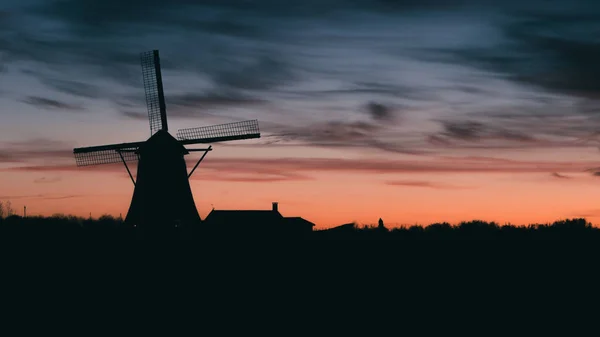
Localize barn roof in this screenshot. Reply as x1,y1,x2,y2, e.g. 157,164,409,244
283,217,316,228
203,203,316,230
204,210,284,225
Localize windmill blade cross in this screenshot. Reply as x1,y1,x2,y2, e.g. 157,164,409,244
176,119,260,145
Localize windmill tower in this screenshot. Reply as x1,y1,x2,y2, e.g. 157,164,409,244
73,50,260,236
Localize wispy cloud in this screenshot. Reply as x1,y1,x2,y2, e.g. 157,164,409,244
0,193,83,200
33,176,62,184
170,92,265,108
21,96,82,111
0,138,74,164
39,77,103,99
272,119,427,155
190,172,312,183
385,180,472,190
438,8,600,99
120,110,148,120
7,156,600,178
570,208,600,218
1,0,599,159
440,120,534,142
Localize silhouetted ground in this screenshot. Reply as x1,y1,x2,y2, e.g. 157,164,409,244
1,214,599,241
1,214,596,329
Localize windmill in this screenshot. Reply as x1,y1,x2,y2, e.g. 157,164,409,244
73,50,260,235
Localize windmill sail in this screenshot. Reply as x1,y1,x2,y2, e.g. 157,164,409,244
141,50,168,135
73,141,143,166
176,119,261,145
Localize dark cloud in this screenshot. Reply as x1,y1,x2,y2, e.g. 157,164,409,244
21,96,82,111
0,0,466,111
32,0,350,31
430,119,537,147
3,0,600,161
169,91,265,109
437,8,600,99
0,1,301,99
442,120,534,142
272,120,425,155
164,91,267,118
120,110,148,121
551,172,571,179
0,0,533,121
462,110,600,149
582,167,600,177
280,121,379,143
441,120,485,141
0,26,143,87
364,101,395,122
284,82,429,102
39,77,103,99
210,54,296,91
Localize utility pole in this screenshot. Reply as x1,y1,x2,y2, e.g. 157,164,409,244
23,206,26,218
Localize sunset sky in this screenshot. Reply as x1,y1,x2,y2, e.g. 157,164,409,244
1,0,600,228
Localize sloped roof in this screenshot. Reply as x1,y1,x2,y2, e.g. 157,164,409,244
203,208,316,231
283,217,316,228
320,223,356,232
204,210,284,225
140,130,188,155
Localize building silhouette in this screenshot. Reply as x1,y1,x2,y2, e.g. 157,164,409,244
203,202,315,236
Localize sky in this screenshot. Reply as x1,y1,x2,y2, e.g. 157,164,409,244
1,0,600,228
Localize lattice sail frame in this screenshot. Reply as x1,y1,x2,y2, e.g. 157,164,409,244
74,146,140,167
140,50,168,135
176,119,260,144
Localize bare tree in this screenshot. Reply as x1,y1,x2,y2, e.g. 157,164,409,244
5,200,14,217
0,201,4,219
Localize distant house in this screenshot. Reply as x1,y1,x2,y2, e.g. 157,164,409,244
203,202,315,236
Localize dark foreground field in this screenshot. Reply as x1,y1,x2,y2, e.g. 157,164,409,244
1,214,600,241
1,214,597,331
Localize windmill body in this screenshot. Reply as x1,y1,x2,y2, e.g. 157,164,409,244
73,50,260,236
124,130,201,232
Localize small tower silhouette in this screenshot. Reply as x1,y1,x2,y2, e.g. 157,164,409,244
378,218,387,231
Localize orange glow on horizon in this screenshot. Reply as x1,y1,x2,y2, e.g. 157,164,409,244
3,169,600,229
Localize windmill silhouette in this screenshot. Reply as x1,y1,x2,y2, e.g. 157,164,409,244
73,50,260,235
